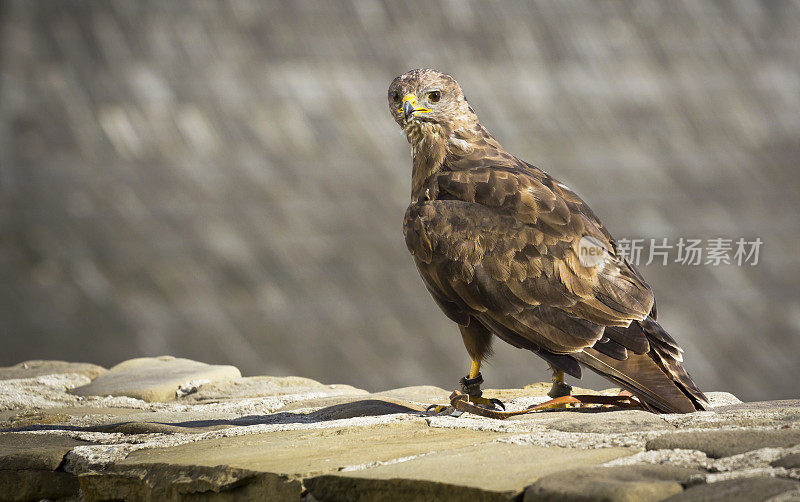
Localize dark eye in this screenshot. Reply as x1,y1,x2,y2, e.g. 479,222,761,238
392,90,400,102
428,90,441,103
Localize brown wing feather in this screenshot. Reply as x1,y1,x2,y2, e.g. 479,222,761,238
408,165,654,331
575,316,709,413
404,162,707,412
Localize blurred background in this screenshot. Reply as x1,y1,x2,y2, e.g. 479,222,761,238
2,0,799,401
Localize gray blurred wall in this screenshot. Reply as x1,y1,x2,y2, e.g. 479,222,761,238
2,0,799,401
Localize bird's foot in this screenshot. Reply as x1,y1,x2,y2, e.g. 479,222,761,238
547,380,573,398
425,394,505,416
546,379,573,408
425,373,505,416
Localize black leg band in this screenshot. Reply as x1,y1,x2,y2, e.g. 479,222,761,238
459,372,484,397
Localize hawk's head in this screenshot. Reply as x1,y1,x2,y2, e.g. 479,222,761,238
388,69,474,136
389,69,505,197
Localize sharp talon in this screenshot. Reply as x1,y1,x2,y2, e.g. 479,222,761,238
426,402,472,416
466,395,503,410
426,404,451,415
489,398,506,411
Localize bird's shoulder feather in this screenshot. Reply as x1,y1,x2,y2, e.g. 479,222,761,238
403,161,655,345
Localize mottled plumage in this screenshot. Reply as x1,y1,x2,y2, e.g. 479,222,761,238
390,68,708,413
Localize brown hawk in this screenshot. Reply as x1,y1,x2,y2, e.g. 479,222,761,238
389,68,708,414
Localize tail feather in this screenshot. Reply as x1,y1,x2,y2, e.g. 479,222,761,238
575,317,708,414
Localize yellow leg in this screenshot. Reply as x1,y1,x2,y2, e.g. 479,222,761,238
548,369,573,400
466,358,504,409
427,358,504,414
469,359,481,379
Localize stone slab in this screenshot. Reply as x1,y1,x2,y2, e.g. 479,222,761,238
713,399,800,412
0,470,79,501
117,421,505,476
180,375,367,403
70,356,241,402
78,465,301,502
705,392,742,407
1,400,417,435
274,394,380,413
772,452,800,469
658,401,800,431
0,433,91,470
0,373,90,412
0,432,88,501
2,359,798,502
0,360,107,381
665,477,800,502
524,464,702,502
371,385,451,404
527,409,673,434
305,476,517,502
0,407,235,432
0,410,74,430
646,429,800,458
324,443,632,496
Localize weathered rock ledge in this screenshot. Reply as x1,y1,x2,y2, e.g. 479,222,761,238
1,357,798,501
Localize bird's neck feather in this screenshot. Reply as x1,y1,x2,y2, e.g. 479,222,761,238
407,116,511,201
406,121,448,200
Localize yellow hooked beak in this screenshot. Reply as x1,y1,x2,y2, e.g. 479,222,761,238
399,94,431,121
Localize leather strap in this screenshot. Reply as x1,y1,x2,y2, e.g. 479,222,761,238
447,390,641,419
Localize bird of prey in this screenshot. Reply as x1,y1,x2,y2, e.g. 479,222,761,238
389,68,708,414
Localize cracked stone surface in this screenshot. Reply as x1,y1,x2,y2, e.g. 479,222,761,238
665,477,800,502
774,453,800,470
0,433,92,470
524,464,702,501
646,429,800,458
0,357,799,501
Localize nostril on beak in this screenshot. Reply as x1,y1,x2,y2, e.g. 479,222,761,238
403,100,416,121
